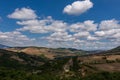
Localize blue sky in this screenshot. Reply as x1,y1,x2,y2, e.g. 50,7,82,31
0,0,120,50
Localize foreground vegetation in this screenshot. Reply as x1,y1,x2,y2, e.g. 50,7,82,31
0,68,120,80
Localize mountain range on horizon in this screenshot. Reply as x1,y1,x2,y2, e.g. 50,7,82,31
0,43,119,51
0,44,10,49
0,43,119,59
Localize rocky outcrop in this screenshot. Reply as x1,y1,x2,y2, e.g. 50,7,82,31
63,58,73,72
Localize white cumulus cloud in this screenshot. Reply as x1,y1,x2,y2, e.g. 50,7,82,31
8,7,37,20
95,19,120,40
99,19,120,31
45,32,75,42
0,31,35,46
63,0,93,15
17,16,68,33
70,20,97,32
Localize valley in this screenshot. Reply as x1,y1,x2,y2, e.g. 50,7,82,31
0,46,120,80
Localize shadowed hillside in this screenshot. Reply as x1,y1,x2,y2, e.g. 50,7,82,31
0,49,48,69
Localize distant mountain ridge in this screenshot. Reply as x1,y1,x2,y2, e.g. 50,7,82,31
112,46,120,51
91,46,120,55
0,44,10,49
106,46,120,54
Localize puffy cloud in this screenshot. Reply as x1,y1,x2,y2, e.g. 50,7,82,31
8,8,37,20
87,35,98,40
95,20,120,41
44,32,75,42
112,33,120,38
0,31,35,46
99,19,120,30
17,17,67,33
95,31,105,37
70,20,97,32
63,0,93,15
73,31,90,38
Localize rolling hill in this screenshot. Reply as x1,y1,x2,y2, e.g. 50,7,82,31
6,47,86,59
